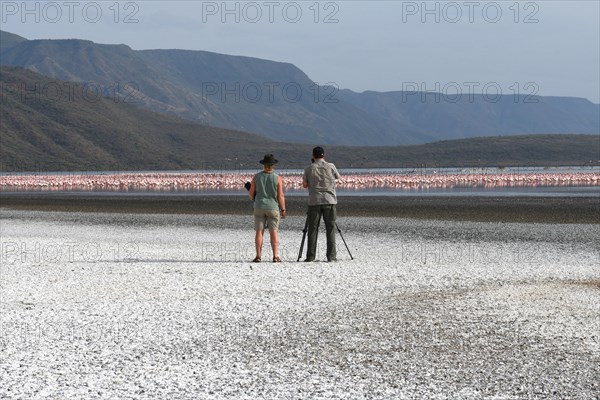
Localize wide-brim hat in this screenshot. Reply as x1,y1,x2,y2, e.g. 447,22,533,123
259,154,278,165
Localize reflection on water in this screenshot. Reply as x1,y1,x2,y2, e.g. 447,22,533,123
337,185,600,197
2,185,599,198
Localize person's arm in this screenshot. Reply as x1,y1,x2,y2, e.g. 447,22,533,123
332,164,341,180
249,176,256,200
302,168,309,189
277,175,286,218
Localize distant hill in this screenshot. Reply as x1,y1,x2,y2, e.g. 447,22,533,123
0,31,26,52
1,30,598,146
0,66,297,171
1,67,598,172
338,90,600,142
0,32,393,145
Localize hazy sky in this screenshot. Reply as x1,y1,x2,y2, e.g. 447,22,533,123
2,0,599,102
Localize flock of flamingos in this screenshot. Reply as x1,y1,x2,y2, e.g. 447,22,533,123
0,170,598,192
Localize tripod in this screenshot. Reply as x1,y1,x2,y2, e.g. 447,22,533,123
297,213,354,261
336,222,354,260
297,214,309,262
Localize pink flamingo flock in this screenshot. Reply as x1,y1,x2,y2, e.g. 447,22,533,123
0,172,598,192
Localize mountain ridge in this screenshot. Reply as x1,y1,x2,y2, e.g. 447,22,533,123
1,30,598,146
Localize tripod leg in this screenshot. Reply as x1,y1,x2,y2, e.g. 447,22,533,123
297,214,309,262
336,223,354,260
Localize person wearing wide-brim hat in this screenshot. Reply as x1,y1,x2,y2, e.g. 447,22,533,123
248,154,286,262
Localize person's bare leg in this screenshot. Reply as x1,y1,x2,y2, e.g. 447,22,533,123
270,229,279,260
255,229,264,259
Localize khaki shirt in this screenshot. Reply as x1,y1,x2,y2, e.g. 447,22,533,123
303,159,340,205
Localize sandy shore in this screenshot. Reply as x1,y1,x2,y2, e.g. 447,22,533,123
1,209,598,399
1,193,598,223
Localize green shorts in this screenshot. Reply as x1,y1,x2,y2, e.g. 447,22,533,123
254,208,280,231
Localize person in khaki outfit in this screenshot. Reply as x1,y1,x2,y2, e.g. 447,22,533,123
302,146,340,262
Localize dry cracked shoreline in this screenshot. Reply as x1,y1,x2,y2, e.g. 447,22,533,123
0,208,599,399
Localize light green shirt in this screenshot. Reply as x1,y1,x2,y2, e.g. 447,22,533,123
254,171,279,210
